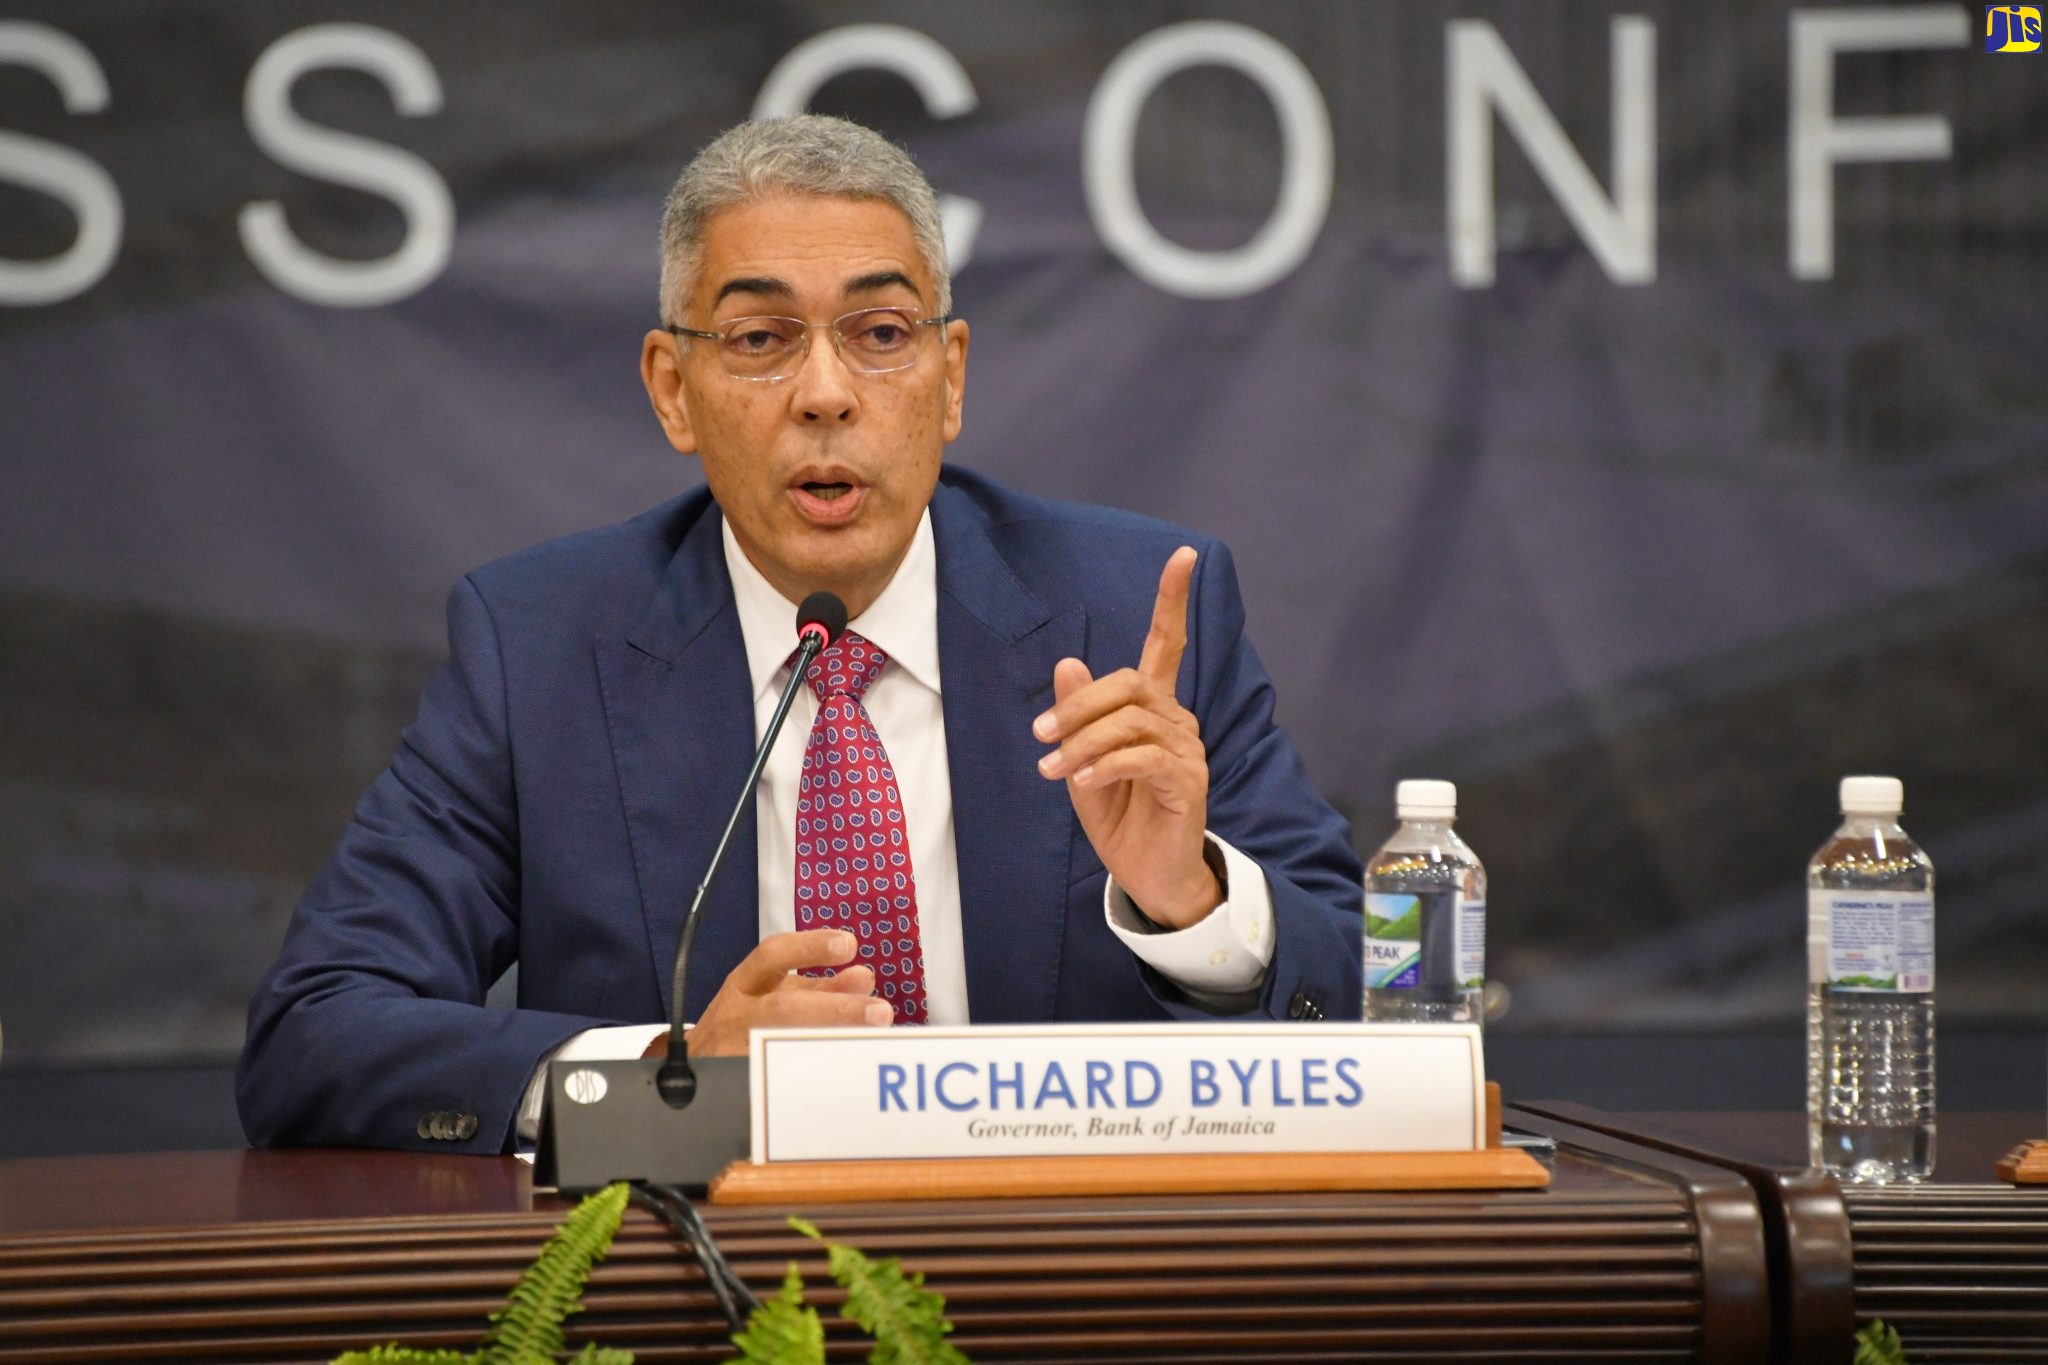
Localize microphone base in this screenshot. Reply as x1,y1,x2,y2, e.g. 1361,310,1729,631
534,1056,750,1193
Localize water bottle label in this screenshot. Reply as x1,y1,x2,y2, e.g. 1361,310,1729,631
1809,891,1935,992
1365,891,1482,990
1364,892,1425,988
1458,899,1486,989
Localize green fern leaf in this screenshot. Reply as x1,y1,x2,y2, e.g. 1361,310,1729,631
730,1262,826,1364
793,1220,965,1365
566,1347,637,1364
331,1348,474,1364
831,1247,967,1365
478,1182,631,1365
1855,1319,1910,1365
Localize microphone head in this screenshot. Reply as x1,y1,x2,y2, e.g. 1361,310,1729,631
796,591,848,647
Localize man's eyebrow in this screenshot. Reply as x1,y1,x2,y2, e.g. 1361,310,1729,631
712,276,793,308
844,270,923,300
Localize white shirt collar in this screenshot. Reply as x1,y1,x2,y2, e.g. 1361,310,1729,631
721,506,942,702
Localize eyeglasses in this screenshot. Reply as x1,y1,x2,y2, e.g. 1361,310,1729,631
667,306,950,381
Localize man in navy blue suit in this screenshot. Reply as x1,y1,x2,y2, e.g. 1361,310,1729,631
239,115,1362,1153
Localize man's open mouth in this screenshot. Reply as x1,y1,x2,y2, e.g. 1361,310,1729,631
799,481,855,501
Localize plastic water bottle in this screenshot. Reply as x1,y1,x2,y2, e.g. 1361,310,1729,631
1807,775,1935,1183
1363,780,1485,1024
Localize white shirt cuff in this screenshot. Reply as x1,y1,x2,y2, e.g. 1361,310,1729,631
1103,833,1276,999
516,1022,673,1145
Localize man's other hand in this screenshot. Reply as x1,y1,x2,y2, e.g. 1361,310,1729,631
1032,546,1220,930
649,929,892,1058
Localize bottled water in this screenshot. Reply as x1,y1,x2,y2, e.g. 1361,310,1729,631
1807,775,1935,1183
1364,780,1485,1024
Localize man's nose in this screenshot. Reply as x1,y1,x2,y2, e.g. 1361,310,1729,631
788,330,858,424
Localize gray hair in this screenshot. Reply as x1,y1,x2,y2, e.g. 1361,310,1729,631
658,114,950,327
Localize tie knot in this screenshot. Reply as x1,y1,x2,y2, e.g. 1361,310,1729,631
802,631,887,702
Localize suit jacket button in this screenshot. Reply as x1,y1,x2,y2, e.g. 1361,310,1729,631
417,1114,437,1139
455,1114,478,1141
1288,988,1309,1019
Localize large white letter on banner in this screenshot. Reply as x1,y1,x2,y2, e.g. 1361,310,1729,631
0,22,121,306
1447,17,1656,287
754,25,982,272
1083,21,1332,299
239,24,453,308
1788,6,1967,280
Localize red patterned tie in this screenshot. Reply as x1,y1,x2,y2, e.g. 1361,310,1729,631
792,631,928,1023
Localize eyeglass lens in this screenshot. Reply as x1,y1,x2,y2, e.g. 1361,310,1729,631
713,308,927,379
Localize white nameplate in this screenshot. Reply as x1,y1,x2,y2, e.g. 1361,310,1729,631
747,1022,1483,1163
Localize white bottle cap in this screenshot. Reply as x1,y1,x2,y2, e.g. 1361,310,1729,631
1839,775,1903,815
1396,779,1457,820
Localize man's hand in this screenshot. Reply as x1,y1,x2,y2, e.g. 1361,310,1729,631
653,929,892,1058
1032,546,1220,929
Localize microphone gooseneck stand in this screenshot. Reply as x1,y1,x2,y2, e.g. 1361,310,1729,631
657,589,846,1108
640,592,848,1331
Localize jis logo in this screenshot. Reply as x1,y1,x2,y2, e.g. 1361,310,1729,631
1987,5,2042,50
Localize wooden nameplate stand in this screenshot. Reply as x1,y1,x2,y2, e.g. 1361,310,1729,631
1996,1140,2048,1185
707,1081,1549,1204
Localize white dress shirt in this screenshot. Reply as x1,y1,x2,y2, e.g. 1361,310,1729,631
517,508,1275,1140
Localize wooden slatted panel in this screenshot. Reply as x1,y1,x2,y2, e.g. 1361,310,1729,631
1847,1183,2048,1364
0,1173,1707,1364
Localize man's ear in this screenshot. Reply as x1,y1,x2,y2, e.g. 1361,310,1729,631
640,330,699,454
940,318,969,444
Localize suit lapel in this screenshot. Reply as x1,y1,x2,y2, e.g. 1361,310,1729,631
933,485,1086,1024
594,498,759,1023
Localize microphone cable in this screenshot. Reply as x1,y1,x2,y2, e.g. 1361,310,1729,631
629,1181,760,1332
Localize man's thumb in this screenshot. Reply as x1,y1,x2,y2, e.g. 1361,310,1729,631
1053,656,1092,702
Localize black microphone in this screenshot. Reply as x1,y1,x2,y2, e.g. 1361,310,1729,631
655,590,847,1107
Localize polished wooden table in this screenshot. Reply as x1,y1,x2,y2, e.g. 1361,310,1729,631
1510,1107,2048,1365
0,1140,1770,1363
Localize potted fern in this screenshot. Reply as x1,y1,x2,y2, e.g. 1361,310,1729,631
331,1183,965,1364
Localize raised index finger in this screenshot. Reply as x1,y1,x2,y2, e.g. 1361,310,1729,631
1138,546,1197,689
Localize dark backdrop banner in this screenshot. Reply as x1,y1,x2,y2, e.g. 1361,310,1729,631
2,1,2042,1064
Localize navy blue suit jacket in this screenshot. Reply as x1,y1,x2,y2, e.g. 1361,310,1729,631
238,468,1363,1152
